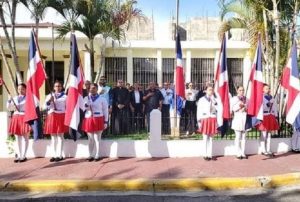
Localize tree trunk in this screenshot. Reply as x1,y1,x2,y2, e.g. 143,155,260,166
0,1,23,84
262,9,270,85
94,37,107,83
90,38,95,81
35,18,40,39
0,37,18,94
273,0,280,95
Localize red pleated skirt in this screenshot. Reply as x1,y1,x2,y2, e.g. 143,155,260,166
81,116,104,133
44,113,69,134
256,114,279,131
198,117,218,136
8,114,31,136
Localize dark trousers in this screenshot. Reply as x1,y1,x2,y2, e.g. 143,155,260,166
162,104,171,134
185,101,197,133
112,107,129,135
132,104,144,133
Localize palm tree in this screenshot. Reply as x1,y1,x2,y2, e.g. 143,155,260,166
0,0,23,86
20,0,49,37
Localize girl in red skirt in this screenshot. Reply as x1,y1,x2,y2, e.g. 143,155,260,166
7,83,31,163
82,83,108,162
43,81,68,162
197,84,219,161
256,84,279,157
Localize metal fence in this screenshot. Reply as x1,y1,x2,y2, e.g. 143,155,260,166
162,58,186,83
191,58,215,90
133,58,157,90
38,110,293,140
105,57,127,86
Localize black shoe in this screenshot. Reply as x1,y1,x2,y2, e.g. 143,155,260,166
242,155,248,159
236,156,242,160
262,152,269,156
55,157,64,162
50,157,56,162
203,157,208,161
87,157,94,162
19,158,27,163
207,157,212,161
14,159,20,163
94,157,102,162
292,149,299,153
267,153,274,157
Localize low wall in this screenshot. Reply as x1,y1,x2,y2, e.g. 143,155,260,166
0,111,292,158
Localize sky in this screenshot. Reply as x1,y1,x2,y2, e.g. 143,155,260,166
13,0,221,41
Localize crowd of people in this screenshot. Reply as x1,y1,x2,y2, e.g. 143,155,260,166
6,76,300,163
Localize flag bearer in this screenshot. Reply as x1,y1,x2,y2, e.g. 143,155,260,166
256,84,279,157
197,84,219,161
44,81,68,162
82,83,108,161
231,86,249,159
7,83,31,163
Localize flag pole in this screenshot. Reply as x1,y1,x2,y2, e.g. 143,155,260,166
1,78,20,112
174,0,179,129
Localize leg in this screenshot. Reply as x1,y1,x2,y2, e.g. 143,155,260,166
291,129,298,151
261,131,268,154
56,134,64,159
266,132,271,154
94,131,102,160
207,136,213,158
50,135,57,157
241,132,247,157
14,135,22,160
21,134,29,160
234,130,242,157
87,132,95,159
202,134,208,158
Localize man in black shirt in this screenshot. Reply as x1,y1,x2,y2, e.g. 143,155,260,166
110,80,130,135
143,82,164,132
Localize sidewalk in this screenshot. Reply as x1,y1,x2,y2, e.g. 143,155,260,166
0,152,300,192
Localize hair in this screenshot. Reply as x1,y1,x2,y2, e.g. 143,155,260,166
206,83,214,89
18,83,26,89
263,83,269,87
90,83,98,89
237,85,244,89
54,80,63,87
100,76,106,79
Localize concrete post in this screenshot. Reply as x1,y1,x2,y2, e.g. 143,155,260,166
150,109,161,141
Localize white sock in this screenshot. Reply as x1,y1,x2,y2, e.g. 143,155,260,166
87,133,95,158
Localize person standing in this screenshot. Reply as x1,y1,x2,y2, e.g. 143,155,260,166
256,84,279,157
231,86,249,159
143,82,164,132
197,84,219,161
291,128,300,153
185,82,198,136
98,76,111,106
44,81,68,162
160,82,173,134
110,80,130,135
82,83,108,161
7,83,31,163
130,82,144,133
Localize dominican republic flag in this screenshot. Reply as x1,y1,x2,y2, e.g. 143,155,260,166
64,34,84,141
214,35,230,137
247,35,264,125
24,31,47,140
173,33,185,115
281,40,300,131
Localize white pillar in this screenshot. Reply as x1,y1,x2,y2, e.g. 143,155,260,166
150,109,161,141
0,112,10,157
157,49,162,85
243,52,252,89
185,50,191,83
127,49,133,84
84,51,92,81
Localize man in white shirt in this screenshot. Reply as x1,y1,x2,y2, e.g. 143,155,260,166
160,82,173,134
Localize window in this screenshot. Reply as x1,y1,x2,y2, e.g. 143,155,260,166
191,58,215,90
105,57,127,87
133,58,157,90
162,58,186,84
45,61,64,92
227,58,243,95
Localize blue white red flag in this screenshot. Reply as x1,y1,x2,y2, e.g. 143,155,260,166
247,35,264,124
24,30,47,140
281,40,300,131
214,35,230,136
64,34,84,141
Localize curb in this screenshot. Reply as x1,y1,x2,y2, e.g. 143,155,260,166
2,173,300,192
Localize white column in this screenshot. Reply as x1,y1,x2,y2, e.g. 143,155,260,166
84,51,92,81
157,49,162,85
150,109,162,142
185,50,191,83
0,112,10,157
243,52,252,89
127,49,133,84
214,50,220,81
